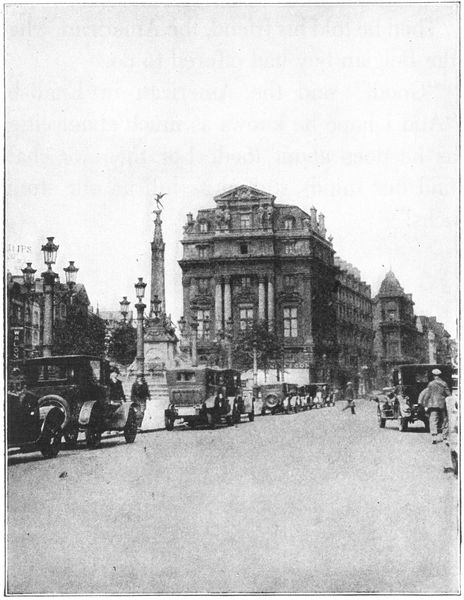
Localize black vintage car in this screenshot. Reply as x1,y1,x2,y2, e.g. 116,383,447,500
7,388,64,458
15,355,139,449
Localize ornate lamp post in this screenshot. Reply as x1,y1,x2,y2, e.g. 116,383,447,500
225,316,233,369
190,314,199,367
252,341,258,386
177,313,198,367
120,296,130,324
134,278,146,376
41,237,59,357
21,262,37,358
63,260,78,290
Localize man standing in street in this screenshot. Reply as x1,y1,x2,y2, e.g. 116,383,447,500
422,368,450,444
131,374,150,429
342,381,356,414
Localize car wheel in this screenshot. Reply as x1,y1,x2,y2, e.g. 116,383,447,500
124,409,137,443
39,428,61,458
248,412,254,422
165,415,175,431
399,417,408,432
64,423,79,448
86,426,102,449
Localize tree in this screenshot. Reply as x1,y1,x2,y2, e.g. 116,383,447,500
107,324,137,366
53,306,106,356
231,320,283,376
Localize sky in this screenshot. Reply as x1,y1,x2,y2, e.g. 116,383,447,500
5,3,459,336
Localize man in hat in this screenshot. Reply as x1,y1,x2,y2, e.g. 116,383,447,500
131,374,150,429
422,368,450,444
109,366,126,404
342,382,356,414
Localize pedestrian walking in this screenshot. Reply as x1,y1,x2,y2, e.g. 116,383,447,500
420,368,450,444
444,378,459,475
131,374,150,428
342,381,356,414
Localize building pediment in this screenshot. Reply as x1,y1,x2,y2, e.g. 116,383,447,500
214,185,276,206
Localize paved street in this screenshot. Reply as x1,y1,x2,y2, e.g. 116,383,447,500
7,399,459,594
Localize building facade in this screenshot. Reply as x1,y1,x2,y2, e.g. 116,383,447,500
416,315,453,365
178,185,338,382
7,271,90,362
373,271,422,385
334,257,374,391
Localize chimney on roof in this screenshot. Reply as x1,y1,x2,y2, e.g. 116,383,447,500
318,213,326,237
310,206,317,229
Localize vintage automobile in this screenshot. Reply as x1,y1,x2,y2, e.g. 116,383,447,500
165,366,244,429
257,383,299,415
235,388,255,422
7,388,64,458
19,355,139,449
298,383,335,409
375,387,399,428
391,363,453,432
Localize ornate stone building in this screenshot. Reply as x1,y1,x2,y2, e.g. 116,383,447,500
416,315,453,365
334,258,374,391
178,184,338,382
373,271,422,385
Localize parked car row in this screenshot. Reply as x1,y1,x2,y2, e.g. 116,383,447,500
255,382,336,416
8,357,339,459
7,355,140,459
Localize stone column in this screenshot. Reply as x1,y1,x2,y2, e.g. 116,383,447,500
258,275,266,321
224,276,232,323
215,278,223,332
267,277,274,331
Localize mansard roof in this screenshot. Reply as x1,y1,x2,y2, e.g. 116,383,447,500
378,270,405,296
214,185,276,204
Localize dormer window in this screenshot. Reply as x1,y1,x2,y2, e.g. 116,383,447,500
198,246,208,258
199,220,209,233
240,243,249,255
284,217,295,230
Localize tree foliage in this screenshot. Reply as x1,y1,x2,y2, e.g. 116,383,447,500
53,306,106,356
231,320,283,373
108,324,137,366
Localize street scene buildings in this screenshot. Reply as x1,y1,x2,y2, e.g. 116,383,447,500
5,3,459,596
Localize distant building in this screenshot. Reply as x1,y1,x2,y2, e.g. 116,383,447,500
178,184,338,383
334,257,374,391
416,315,453,365
7,271,91,362
373,271,424,385
99,310,134,330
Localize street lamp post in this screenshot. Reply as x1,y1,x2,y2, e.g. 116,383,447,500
134,277,147,376
190,314,199,367
120,296,130,324
177,314,198,367
21,262,37,357
252,341,258,386
225,316,233,369
41,237,59,357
